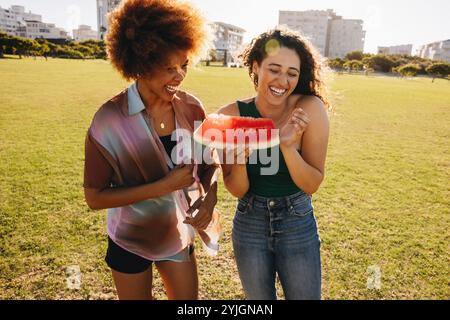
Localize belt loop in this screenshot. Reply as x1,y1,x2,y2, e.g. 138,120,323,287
285,196,293,210
248,195,254,209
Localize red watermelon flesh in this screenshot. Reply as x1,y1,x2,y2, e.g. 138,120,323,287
193,114,280,150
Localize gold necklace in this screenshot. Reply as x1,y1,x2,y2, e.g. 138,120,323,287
147,108,171,129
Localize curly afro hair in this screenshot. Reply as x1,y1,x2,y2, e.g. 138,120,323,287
240,26,330,109
106,0,207,81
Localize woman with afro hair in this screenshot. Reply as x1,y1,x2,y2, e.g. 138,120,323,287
83,0,220,300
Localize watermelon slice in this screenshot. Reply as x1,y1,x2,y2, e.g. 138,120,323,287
193,114,280,150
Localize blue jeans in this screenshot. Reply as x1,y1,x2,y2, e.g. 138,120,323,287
232,191,322,300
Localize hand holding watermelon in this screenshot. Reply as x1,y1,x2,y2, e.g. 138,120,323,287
224,145,253,165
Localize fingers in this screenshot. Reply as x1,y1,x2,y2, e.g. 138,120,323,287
235,146,251,158
177,163,195,173
177,163,195,180
184,192,216,230
186,196,204,215
224,145,252,165
291,108,310,124
184,209,211,230
290,108,310,134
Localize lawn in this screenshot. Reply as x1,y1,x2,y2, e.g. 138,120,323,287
0,58,449,299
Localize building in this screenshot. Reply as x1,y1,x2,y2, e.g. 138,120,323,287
0,6,19,35
378,44,413,56
209,22,246,64
279,10,332,56
327,18,365,58
279,9,366,58
417,40,450,63
97,0,122,40
16,20,68,40
0,5,42,36
73,25,98,41
0,5,68,40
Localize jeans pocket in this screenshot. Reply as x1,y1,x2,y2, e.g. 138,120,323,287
288,195,313,218
290,207,313,218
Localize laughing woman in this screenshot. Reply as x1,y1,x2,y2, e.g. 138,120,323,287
83,0,220,300
219,27,330,300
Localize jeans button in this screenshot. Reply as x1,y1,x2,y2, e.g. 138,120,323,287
269,200,275,207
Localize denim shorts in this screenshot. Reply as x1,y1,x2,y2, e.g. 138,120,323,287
232,191,322,300
105,237,195,274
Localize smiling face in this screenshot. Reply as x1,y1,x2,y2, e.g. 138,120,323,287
139,50,189,103
253,46,301,106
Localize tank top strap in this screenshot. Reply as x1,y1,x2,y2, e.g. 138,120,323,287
237,99,262,118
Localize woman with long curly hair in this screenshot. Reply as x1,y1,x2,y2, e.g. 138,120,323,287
83,0,220,300
219,27,330,300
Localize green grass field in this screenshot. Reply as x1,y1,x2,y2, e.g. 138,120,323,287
0,58,449,300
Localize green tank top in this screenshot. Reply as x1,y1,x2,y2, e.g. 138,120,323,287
237,99,301,197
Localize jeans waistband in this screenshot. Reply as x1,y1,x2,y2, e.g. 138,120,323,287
242,190,311,209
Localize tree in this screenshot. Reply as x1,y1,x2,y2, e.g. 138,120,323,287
328,58,345,73
364,66,375,76
0,32,10,58
38,43,50,60
35,38,50,60
72,44,94,59
397,64,421,78
12,37,37,58
426,63,450,82
78,40,106,59
363,54,396,73
343,60,364,73
345,51,364,61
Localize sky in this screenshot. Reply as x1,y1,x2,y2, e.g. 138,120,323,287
1,0,449,54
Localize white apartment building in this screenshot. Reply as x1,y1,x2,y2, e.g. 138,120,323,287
378,44,413,56
279,9,365,58
1,5,68,40
0,5,42,36
97,0,122,40
417,40,450,63
209,22,245,64
16,20,68,40
209,21,245,56
73,25,98,41
279,10,332,56
328,18,365,58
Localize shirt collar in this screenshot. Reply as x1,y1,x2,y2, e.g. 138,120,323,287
127,82,146,116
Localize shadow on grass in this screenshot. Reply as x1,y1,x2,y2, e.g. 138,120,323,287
1,55,21,60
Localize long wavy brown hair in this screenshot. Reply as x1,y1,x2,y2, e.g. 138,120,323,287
240,27,330,108
106,0,207,81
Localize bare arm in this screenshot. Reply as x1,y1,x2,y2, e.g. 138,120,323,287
84,164,195,210
84,181,171,210
222,157,250,199
281,97,330,195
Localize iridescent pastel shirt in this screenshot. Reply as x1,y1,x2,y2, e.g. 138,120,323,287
85,83,221,261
